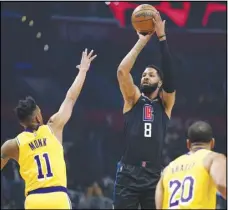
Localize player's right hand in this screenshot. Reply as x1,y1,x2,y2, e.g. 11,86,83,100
76,48,97,72
137,32,152,44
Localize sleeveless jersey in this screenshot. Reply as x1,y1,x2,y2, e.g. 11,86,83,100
122,95,169,170
162,149,217,209
16,125,67,196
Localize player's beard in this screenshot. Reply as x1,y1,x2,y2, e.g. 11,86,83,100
140,83,159,95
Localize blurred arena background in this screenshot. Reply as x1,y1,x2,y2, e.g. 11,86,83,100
1,1,227,209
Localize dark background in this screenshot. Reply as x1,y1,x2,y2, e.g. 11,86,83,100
1,2,227,209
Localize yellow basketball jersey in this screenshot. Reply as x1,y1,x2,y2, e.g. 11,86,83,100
162,149,217,209
16,125,67,196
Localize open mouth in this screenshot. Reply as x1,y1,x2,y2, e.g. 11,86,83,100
143,82,149,85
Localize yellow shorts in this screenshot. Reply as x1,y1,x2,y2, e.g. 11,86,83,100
25,187,71,209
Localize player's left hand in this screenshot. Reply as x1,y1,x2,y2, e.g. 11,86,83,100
153,11,166,38
76,49,97,72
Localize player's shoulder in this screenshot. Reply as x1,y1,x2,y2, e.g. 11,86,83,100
163,155,184,171
202,150,226,171
203,151,226,163
1,138,19,159
164,154,187,171
2,138,18,147
172,153,187,163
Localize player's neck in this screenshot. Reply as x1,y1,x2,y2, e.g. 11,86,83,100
25,123,40,132
142,91,158,100
190,144,210,153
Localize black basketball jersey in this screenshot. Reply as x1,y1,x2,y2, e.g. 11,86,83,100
121,95,169,170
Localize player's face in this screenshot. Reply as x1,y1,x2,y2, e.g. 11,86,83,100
140,68,162,94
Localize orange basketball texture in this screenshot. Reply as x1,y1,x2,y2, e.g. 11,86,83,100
131,4,157,34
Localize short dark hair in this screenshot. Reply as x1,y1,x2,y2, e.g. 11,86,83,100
14,96,37,122
146,64,164,80
187,121,213,143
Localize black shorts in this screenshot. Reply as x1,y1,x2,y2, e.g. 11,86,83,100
113,161,161,209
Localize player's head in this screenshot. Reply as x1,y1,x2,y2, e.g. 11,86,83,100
187,121,215,150
14,96,43,129
140,65,163,95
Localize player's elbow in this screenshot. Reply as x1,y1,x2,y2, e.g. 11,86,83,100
117,68,123,76
216,178,226,194
217,184,227,200
117,68,128,81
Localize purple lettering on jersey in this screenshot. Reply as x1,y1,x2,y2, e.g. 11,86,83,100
43,138,47,146
34,153,53,180
29,142,35,150
181,176,194,202
169,180,181,207
34,140,39,148
169,176,195,208
38,139,43,147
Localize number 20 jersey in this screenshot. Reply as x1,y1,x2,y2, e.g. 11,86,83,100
16,125,67,196
122,95,169,169
162,149,217,209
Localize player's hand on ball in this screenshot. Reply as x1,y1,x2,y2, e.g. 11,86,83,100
137,32,152,44
76,49,97,72
153,11,166,38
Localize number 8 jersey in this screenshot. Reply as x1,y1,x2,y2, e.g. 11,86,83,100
162,149,217,209
16,125,67,196
121,95,169,169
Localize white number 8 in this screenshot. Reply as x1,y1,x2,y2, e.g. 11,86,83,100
144,123,152,137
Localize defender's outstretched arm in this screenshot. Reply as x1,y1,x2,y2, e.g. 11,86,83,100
48,49,97,137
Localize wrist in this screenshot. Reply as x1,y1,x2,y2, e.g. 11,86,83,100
158,34,166,41
78,70,88,75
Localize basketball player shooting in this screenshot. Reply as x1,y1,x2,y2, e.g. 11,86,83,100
114,12,175,209
155,121,227,209
1,49,97,209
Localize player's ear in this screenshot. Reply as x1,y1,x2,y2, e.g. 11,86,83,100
210,138,215,149
186,139,191,150
158,80,162,88
35,115,41,124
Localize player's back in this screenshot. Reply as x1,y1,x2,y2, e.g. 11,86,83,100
16,125,67,196
162,149,217,209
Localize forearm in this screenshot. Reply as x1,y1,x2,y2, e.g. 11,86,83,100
66,71,87,102
118,40,146,73
159,38,175,93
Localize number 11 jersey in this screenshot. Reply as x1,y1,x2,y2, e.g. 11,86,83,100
162,149,217,209
16,125,67,196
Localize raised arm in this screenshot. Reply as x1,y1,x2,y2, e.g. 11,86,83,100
153,12,176,118
209,153,226,199
48,49,96,140
117,33,152,112
1,139,19,170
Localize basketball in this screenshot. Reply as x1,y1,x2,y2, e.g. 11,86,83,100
131,4,157,35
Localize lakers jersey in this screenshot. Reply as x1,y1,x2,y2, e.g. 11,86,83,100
162,149,217,209
16,125,67,196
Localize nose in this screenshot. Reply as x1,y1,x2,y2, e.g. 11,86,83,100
143,77,149,82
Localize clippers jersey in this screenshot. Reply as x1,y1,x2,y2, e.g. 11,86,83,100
162,149,217,209
16,125,67,196
122,95,169,170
